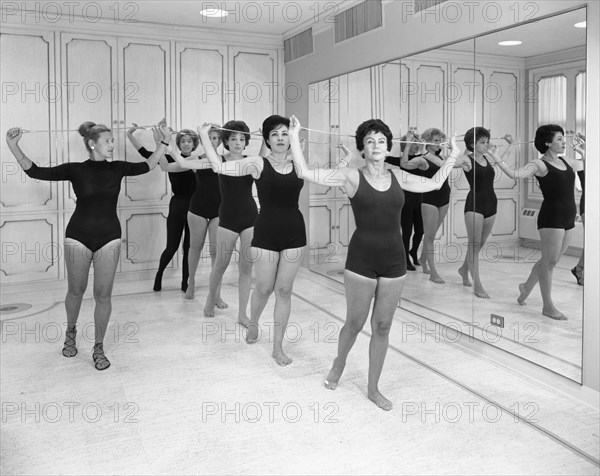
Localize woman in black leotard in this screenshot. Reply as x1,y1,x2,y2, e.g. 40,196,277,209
159,127,228,307
290,116,459,411
493,124,584,320
571,133,586,286
456,127,514,299
384,134,429,270
127,125,196,292
172,121,258,323
6,121,170,370
198,115,305,367
417,128,455,284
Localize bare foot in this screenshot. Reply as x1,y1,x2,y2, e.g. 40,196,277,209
215,298,228,309
245,323,259,343
542,307,567,320
272,348,292,366
517,283,528,305
368,389,393,411
185,280,195,300
458,267,472,287
237,315,251,328
430,274,445,284
203,299,215,317
422,261,430,274
324,360,344,390
474,287,490,299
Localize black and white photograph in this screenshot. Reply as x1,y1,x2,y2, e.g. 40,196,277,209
1,0,598,474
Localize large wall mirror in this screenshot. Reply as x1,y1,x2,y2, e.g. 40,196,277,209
307,7,586,383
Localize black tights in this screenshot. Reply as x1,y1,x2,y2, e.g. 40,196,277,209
155,196,191,290
401,192,424,259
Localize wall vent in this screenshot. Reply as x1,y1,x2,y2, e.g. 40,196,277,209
334,0,382,43
284,28,313,63
414,0,448,14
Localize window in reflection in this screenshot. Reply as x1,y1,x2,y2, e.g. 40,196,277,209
538,75,567,126
576,71,586,133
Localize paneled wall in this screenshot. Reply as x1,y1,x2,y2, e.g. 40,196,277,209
0,22,282,284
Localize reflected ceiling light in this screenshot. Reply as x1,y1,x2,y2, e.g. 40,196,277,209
574,21,586,28
498,40,522,46
200,8,229,18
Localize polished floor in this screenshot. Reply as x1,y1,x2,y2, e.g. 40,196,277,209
0,262,598,475
311,242,585,380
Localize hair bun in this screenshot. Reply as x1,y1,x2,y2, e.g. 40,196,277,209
78,121,96,138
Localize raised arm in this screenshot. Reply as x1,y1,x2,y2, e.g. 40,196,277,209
486,141,544,180
395,135,460,193
400,132,428,170
126,123,144,150
144,123,172,170
6,127,33,170
289,115,350,188
197,123,262,179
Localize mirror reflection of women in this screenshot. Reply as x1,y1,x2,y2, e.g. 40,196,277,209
418,128,453,284
457,128,513,298
492,124,584,320
290,116,459,410
6,120,170,370
198,115,306,366
127,125,197,292
384,134,429,271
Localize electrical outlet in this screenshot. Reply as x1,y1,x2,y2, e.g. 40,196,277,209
490,314,505,328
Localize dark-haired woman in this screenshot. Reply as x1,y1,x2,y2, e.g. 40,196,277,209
290,116,459,410
6,120,171,370
127,125,196,292
159,127,228,306
417,128,453,284
172,121,258,324
197,115,305,366
457,127,513,299
492,124,583,320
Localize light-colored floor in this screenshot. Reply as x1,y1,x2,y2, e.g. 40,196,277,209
311,243,584,381
1,263,598,475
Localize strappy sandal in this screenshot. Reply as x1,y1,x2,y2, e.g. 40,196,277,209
62,327,77,357
92,343,111,371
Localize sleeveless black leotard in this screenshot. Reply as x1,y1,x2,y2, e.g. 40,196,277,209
189,159,222,219
464,154,497,218
345,170,407,279
251,158,306,252
578,170,585,215
421,155,451,207
536,157,577,230
25,160,150,252
218,158,258,234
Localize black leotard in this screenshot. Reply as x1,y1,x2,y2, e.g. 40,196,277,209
189,160,222,219
421,154,450,208
251,158,306,252
138,147,196,287
218,158,258,234
536,157,577,230
25,160,150,252
345,170,406,279
464,154,497,218
385,155,424,262
577,170,585,215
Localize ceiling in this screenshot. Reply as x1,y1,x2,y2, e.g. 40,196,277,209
440,8,587,58
12,0,352,37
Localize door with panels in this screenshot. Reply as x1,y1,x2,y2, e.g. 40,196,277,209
60,32,171,273
0,30,61,283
